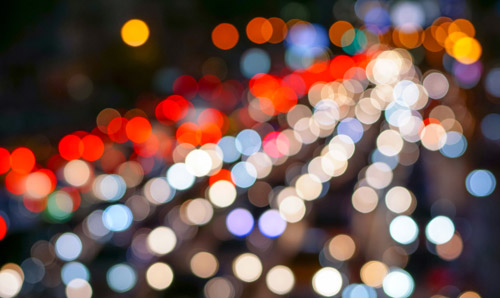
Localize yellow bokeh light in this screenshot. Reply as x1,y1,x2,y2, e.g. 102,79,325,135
453,37,482,65
121,19,150,47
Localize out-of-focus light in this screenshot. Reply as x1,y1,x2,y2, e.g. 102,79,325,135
453,37,481,65
360,261,388,288
0,267,23,298
0,148,9,174
329,21,354,47
102,204,133,232
121,19,149,47
342,284,377,298
258,209,287,238
458,291,482,298
184,198,214,225
125,117,152,143
21,258,45,284
94,174,127,201
466,169,496,197
377,130,404,157
86,210,110,239
337,118,363,143
61,262,89,285
235,129,262,156
393,80,419,106
106,263,137,293
453,60,482,89
485,68,500,97
185,149,212,177
389,215,419,245
352,186,379,213
366,162,393,189
390,2,425,28
208,180,237,208
212,23,239,50
423,72,449,99
419,123,447,151
190,252,218,278
64,160,91,187
10,147,35,174
440,131,467,158
266,265,295,295
232,253,262,282
246,17,273,44
226,208,254,237
295,173,322,201
218,136,241,163
0,216,6,241
382,268,414,298
25,170,53,199
55,233,82,261
371,149,399,170
146,262,174,290
328,234,356,261
481,114,500,141
231,161,257,188
204,277,235,298
166,163,195,190
240,48,271,78
425,216,455,245
144,177,175,204
278,195,306,223
312,267,342,297
147,226,177,256
385,186,413,214
436,233,463,261
66,278,92,298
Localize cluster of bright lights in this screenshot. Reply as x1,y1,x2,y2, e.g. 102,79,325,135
0,6,493,298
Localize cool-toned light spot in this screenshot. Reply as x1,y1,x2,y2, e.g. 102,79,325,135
466,169,496,197
481,114,500,141
342,284,377,298
440,131,467,158
106,263,137,293
55,233,82,261
226,208,254,237
166,163,195,190
337,118,363,143
218,136,241,163
425,216,455,245
102,204,133,232
235,129,262,156
485,68,500,97
258,209,286,238
389,215,419,245
231,162,257,188
240,48,271,78
382,268,414,298
61,262,90,285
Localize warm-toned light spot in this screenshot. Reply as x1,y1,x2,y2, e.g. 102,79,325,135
121,19,150,47
329,21,354,47
246,17,273,44
10,147,35,174
126,117,152,143
212,23,239,50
